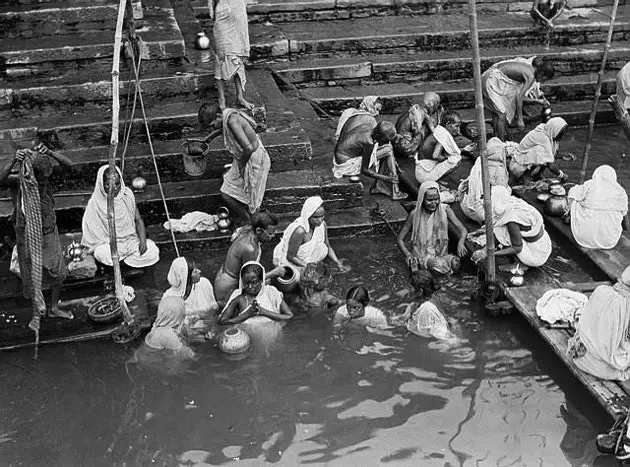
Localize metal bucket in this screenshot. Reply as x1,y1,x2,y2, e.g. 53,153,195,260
182,139,209,177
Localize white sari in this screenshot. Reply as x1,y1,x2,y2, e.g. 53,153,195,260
163,257,218,318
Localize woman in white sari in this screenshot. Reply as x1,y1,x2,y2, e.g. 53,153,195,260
569,265,630,380
163,257,219,322
568,165,628,249
273,196,348,280
81,165,159,267
145,296,195,359
473,186,551,274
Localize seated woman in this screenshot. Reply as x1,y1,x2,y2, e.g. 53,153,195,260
473,186,552,274
163,257,219,327
459,137,511,224
415,111,463,184
569,265,630,380
397,181,468,276
334,96,382,142
144,296,195,359
81,165,159,267
333,286,389,332
509,116,569,184
567,165,628,250
273,196,349,280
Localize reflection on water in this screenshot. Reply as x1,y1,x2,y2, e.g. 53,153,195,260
0,237,620,466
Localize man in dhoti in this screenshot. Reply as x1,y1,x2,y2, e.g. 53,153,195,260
415,111,463,185
199,102,271,222
333,116,407,201
482,57,554,140
209,0,253,110
393,92,443,160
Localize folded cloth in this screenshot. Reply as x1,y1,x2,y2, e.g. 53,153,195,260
536,288,588,325
163,212,218,233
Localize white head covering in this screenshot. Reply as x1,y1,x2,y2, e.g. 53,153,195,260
144,296,186,350
515,117,568,166
222,261,283,315
297,196,324,232
81,165,137,250
578,165,628,213
491,185,545,246
335,96,380,141
163,257,190,298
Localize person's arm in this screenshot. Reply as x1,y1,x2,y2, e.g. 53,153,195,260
530,0,550,25
0,151,23,186
323,223,348,271
397,212,415,264
494,222,524,257
361,144,396,182
36,144,73,169
548,0,566,24
446,206,468,257
134,207,148,255
286,227,308,268
207,0,215,20
503,64,535,129
229,114,259,173
257,299,293,321
219,296,255,324
431,142,446,162
203,128,222,144
545,162,567,180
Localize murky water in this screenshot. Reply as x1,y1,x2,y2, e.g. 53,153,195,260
0,237,620,466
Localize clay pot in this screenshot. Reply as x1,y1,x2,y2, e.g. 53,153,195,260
218,327,251,354
132,176,147,192
195,32,210,50
276,266,299,294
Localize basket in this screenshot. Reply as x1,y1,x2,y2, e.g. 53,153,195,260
87,295,123,324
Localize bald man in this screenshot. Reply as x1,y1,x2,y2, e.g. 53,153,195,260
334,116,407,200
393,92,443,160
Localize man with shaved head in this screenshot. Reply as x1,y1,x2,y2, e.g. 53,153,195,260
333,110,406,200
393,92,443,160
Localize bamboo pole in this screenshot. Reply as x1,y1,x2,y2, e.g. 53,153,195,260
109,0,133,323
579,0,619,183
468,0,495,282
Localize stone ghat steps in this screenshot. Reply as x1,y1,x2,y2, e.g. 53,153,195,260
247,7,630,61
191,0,615,23
0,166,363,235
2,0,135,7
0,0,143,39
0,0,184,79
273,42,630,88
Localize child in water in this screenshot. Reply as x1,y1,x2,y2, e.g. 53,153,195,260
333,286,389,331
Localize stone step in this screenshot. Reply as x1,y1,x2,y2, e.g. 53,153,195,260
0,1,184,79
0,166,363,234
191,0,615,23
298,71,618,115
0,1,143,39
273,42,630,88
247,6,630,61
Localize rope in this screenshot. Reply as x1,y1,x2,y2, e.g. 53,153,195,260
128,39,180,257
120,39,142,172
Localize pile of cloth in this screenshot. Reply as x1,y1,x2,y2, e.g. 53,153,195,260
535,288,588,325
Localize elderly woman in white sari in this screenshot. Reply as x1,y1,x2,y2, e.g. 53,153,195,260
473,186,552,275
145,296,195,359
567,165,628,249
334,96,382,142
509,117,569,183
163,257,219,326
81,165,159,268
415,111,463,184
397,181,468,276
459,137,511,223
273,196,349,279
568,265,630,380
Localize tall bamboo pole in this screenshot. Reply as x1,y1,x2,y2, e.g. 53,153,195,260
109,0,133,323
579,0,619,183
468,0,495,282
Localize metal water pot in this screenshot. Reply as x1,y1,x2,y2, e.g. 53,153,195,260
544,183,568,217
217,206,231,232
132,176,147,192
194,32,210,50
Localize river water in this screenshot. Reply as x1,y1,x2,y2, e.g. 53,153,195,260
0,235,620,466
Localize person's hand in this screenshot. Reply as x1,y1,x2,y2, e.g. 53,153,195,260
250,300,260,315
471,249,487,264
336,259,351,273
139,238,148,255
13,150,26,164
34,143,50,155
516,118,525,130
457,240,468,258
436,154,447,163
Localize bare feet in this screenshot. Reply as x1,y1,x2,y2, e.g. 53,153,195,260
48,305,74,320
237,97,255,110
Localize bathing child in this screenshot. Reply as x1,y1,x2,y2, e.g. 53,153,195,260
333,286,389,331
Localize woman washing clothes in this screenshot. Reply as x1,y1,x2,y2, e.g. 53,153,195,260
397,181,468,276
273,196,350,281
144,296,195,359
334,96,382,142
472,186,552,275
568,265,630,380
509,116,569,184
163,257,219,329
567,165,628,250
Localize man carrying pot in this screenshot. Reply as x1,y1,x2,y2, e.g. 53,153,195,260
198,102,270,223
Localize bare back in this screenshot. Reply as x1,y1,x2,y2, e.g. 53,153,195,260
334,114,377,163
221,230,260,277
495,61,535,85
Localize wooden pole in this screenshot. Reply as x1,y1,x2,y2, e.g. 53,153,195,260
468,0,495,282
579,0,619,183
108,0,133,323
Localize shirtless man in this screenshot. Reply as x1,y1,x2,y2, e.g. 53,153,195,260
334,118,407,200
482,58,554,141
213,210,283,307
415,111,463,184
393,92,443,160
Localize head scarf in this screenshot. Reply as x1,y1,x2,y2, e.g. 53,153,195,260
297,196,324,233
515,117,567,166
222,261,283,316
411,181,449,257
144,296,186,350
163,257,191,298
572,165,628,213
334,96,380,141
358,96,381,117
491,185,545,246
81,165,137,250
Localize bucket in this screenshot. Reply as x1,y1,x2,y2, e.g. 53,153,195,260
276,265,299,294
182,139,209,177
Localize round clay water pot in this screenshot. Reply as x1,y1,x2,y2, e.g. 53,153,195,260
132,176,147,192
218,327,251,354
276,266,299,294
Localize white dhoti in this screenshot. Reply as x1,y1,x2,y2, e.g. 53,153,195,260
483,67,526,124
94,237,160,268
517,231,552,268
333,156,362,178
415,156,461,184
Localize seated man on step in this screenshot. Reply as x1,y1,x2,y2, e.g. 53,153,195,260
414,111,463,184
334,118,407,200
81,165,160,268
393,92,443,160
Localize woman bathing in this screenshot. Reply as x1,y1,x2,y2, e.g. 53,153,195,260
144,296,195,359
333,286,389,332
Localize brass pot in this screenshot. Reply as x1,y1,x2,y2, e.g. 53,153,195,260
544,193,569,217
